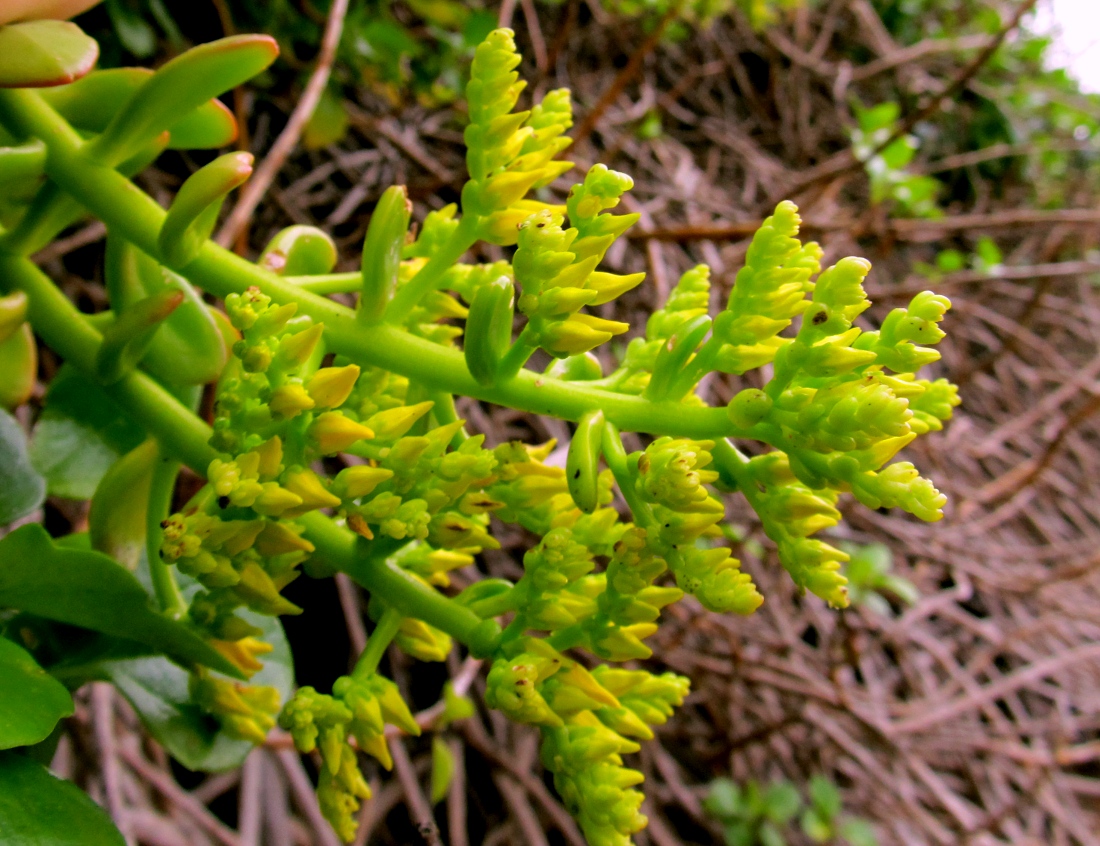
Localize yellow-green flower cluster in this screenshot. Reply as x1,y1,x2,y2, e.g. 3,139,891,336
742,451,849,607
279,675,420,841
461,29,573,220
540,713,648,846
710,201,821,374
630,438,763,614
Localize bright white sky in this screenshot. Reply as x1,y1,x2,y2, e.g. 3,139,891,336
1030,0,1100,93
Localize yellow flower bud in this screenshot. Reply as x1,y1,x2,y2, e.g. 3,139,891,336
308,411,375,454
253,436,283,479
276,323,324,368
281,468,342,514
307,365,360,409
252,482,303,517
255,521,315,557
212,636,274,677
269,383,315,418
334,465,394,499
364,401,434,441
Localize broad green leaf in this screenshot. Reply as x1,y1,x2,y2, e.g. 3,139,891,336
0,407,45,526
104,610,293,771
0,524,241,679
0,751,125,845
0,636,73,750
29,365,145,500
0,21,98,89
89,439,157,572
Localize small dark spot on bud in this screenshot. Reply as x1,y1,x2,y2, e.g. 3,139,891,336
812,309,828,325
218,496,230,509
573,469,581,478
160,519,170,528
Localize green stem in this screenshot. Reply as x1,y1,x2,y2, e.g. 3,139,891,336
0,88,753,441
353,606,403,678
496,324,537,383
284,272,360,294
146,449,188,618
385,214,479,323
299,514,502,658
0,248,500,654
600,422,656,526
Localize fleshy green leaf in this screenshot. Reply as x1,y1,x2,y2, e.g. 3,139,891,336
0,752,125,844
40,69,238,150
103,611,293,771
0,636,73,750
0,21,99,89
0,407,45,526
29,364,145,500
0,524,242,679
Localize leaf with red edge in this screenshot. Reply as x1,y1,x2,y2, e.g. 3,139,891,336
0,21,98,89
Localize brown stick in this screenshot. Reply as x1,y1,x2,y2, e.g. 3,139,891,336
570,3,682,147
216,0,350,248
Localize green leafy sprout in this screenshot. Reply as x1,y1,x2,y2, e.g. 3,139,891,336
705,774,879,846
0,19,955,846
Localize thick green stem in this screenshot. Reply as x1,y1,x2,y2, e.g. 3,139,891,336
0,88,753,442
496,324,537,383
353,606,403,678
298,515,502,658
600,422,656,526
284,272,360,294
146,450,188,618
384,214,479,323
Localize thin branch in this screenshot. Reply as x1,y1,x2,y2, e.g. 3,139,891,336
850,33,990,81
390,739,443,846
119,746,242,846
570,3,681,147
216,0,350,248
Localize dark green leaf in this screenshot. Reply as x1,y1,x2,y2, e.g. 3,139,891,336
0,524,241,679
0,407,45,526
704,777,743,821
809,774,842,819
0,751,125,845
104,611,293,771
29,365,145,500
759,821,787,846
105,0,157,58
763,781,802,825
800,809,833,843
0,636,73,750
0,21,99,89
838,817,879,846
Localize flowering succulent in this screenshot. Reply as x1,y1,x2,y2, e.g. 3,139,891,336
0,21,955,846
